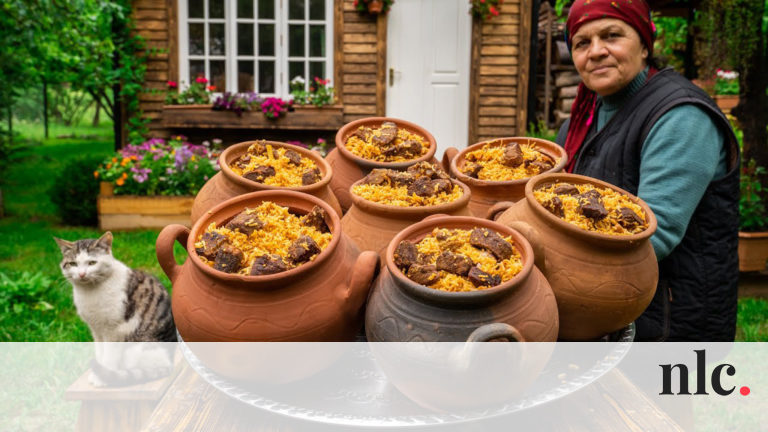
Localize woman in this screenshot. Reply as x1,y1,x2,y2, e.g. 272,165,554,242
556,0,740,341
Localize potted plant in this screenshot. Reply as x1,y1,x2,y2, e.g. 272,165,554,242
471,0,503,20
94,136,220,230
354,0,394,15
714,69,740,112
738,158,768,272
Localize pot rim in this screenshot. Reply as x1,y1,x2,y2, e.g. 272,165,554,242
348,177,472,218
186,190,341,282
449,137,568,187
334,117,438,170
219,140,333,192
384,215,535,305
524,173,658,244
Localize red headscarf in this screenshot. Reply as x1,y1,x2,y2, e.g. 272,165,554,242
562,0,657,172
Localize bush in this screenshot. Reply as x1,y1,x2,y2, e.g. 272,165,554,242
0,271,55,315
49,155,103,226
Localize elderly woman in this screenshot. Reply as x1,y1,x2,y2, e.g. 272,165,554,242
555,0,740,341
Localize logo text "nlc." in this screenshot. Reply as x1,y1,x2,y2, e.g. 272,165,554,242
659,349,740,396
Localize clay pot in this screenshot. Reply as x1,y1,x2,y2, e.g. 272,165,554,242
441,137,568,217
327,117,437,213
365,215,560,343
488,173,659,340
341,179,472,260
367,0,383,13
157,190,379,343
191,141,342,223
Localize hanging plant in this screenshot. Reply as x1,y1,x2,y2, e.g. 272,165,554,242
354,0,394,15
471,0,503,21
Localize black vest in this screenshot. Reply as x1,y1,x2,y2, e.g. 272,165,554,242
556,68,740,341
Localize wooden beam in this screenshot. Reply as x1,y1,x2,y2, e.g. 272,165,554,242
168,0,178,84
376,13,387,116
468,17,482,145
516,0,532,135
335,0,344,105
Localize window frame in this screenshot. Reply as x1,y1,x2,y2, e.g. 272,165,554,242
177,0,334,98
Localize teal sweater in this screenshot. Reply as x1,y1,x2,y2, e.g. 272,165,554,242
595,68,728,260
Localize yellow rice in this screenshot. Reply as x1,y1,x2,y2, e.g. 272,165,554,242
462,141,559,181
195,201,333,275
230,143,319,187
534,183,648,235
414,228,523,292
352,183,463,207
345,125,429,162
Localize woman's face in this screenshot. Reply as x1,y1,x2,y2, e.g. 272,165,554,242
571,19,648,97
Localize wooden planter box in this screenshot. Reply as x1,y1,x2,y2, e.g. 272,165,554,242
162,104,344,130
97,182,193,230
715,95,739,113
739,231,768,272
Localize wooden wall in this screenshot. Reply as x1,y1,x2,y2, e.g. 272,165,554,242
468,0,531,144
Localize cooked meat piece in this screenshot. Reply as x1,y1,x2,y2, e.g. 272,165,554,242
407,162,449,180
578,196,608,221
406,264,441,286
502,142,524,167
372,123,398,146
287,235,322,264
225,211,264,236
301,206,330,233
250,254,289,276
248,142,268,155
234,155,251,170
301,168,322,185
407,177,434,197
577,189,603,202
390,171,414,187
394,240,420,270
243,165,276,183
542,196,565,218
469,228,513,260
553,184,580,196
435,230,451,241
468,266,502,287
213,244,244,273
284,149,302,165
400,140,423,157
354,126,373,142
435,251,473,276
462,162,483,178
381,144,405,158
432,179,453,195
618,207,644,230
525,159,554,172
362,169,392,186
195,231,228,260
382,121,397,128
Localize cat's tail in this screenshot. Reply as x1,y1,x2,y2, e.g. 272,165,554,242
89,359,173,387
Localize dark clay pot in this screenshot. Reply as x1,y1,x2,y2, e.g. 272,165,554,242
327,117,437,213
365,215,560,342
191,141,342,223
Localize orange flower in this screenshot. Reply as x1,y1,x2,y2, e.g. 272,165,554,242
112,157,118,163
130,155,137,161
93,171,99,179
106,163,112,169
121,173,128,179
116,178,125,186
121,158,130,166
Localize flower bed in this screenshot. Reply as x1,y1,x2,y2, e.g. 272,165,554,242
162,104,344,130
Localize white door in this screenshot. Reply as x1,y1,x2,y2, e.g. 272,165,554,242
386,0,472,159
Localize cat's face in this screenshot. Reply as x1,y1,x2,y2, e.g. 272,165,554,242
54,232,115,286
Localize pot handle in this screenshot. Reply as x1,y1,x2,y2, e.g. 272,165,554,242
486,201,515,221
341,251,380,317
467,323,525,342
505,220,546,273
156,224,190,284
441,147,459,174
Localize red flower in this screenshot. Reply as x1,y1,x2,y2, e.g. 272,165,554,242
167,80,178,88
195,76,209,84
207,85,217,91
354,0,358,6
481,0,485,3
490,6,499,15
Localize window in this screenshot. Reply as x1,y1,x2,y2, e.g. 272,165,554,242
178,0,334,97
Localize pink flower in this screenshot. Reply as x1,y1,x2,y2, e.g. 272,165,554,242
167,80,178,88
195,76,209,84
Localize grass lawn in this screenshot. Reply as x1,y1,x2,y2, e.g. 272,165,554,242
0,119,766,341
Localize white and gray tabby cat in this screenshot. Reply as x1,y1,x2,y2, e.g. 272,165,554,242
54,231,177,387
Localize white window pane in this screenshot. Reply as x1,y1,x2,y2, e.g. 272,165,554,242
258,24,275,56
238,23,254,56
259,61,275,93
209,0,225,18
309,0,324,20
258,0,275,19
238,61,255,92
309,25,324,57
209,23,226,55
189,0,204,18
211,60,226,90
289,24,305,57
237,0,253,18
289,0,304,19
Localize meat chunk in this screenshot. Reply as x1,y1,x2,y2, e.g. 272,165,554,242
372,123,398,146
287,235,322,264
502,142,524,167
195,231,228,260
435,251,473,276
362,169,391,186
542,196,565,218
617,207,644,230
407,162,449,180
225,211,264,236
243,165,276,183
390,171,414,187
382,140,422,158
553,184,580,196
213,244,244,273
577,189,603,202
250,254,289,276
284,149,302,165
234,155,251,170
431,179,453,195
469,228,513,260
301,168,322,185
301,206,330,233
394,240,420,270
468,266,502,288
407,177,434,197
578,196,608,221
248,142,268,155
406,264,441,286
525,159,554,172
354,126,373,142
462,162,483,178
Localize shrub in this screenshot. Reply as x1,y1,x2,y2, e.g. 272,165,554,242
49,155,102,226
0,271,55,315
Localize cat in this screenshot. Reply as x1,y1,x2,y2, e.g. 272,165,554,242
54,231,177,387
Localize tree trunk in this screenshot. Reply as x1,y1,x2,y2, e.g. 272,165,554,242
43,77,49,139
112,10,123,151
92,100,100,126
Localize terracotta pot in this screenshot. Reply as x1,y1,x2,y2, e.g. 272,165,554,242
341,179,472,260
157,190,379,343
327,117,438,213
488,173,658,340
367,0,383,13
738,231,768,272
191,141,342,223
365,215,559,343
441,137,568,217
715,95,739,112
